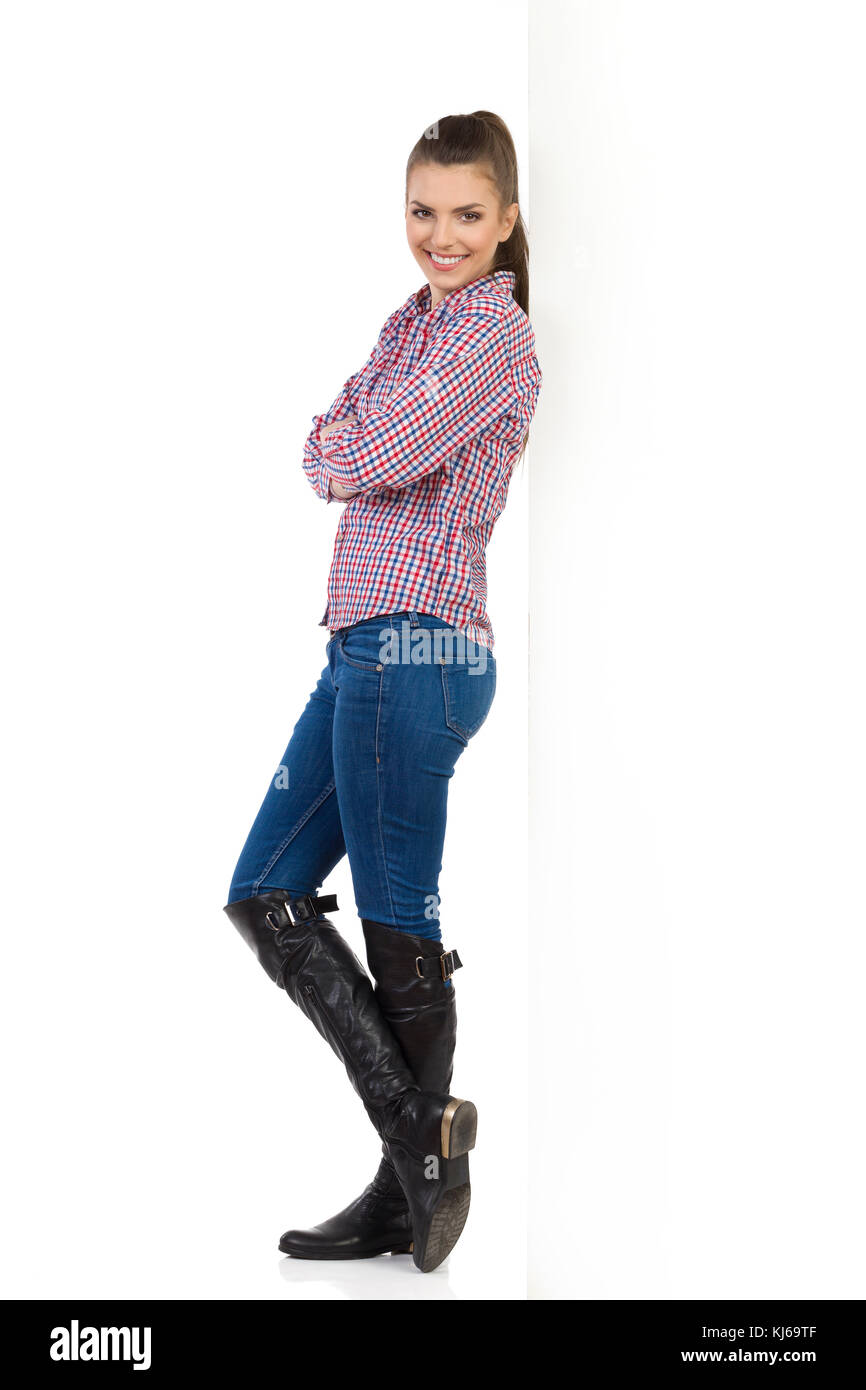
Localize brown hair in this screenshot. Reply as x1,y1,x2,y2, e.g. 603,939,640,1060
406,111,533,464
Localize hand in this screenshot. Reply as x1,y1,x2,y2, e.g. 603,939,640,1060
329,478,358,501
319,410,358,439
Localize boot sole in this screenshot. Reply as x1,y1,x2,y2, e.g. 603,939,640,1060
278,1238,413,1259
416,1099,477,1274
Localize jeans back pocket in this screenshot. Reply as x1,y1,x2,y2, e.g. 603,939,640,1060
440,657,496,742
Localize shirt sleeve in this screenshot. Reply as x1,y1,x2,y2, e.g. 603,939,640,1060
316,310,513,495
302,432,336,503
302,340,380,502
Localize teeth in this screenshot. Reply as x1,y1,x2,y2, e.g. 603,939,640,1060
429,252,466,265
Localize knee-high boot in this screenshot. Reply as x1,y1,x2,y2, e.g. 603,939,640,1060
278,916,461,1261
222,890,474,1274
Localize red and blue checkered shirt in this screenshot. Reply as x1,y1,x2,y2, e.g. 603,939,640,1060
302,268,542,652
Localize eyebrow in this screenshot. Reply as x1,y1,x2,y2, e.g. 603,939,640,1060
409,200,487,213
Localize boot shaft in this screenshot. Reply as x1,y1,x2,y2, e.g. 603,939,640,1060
223,892,420,1127
362,918,458,1093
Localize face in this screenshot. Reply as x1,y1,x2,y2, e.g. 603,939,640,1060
406,163,519,307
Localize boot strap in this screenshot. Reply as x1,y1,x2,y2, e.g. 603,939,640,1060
415,949,462,982
266,892,339,930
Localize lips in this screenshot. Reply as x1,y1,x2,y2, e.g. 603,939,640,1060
424,250,469,269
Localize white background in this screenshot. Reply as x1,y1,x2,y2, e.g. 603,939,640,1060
0,0,529,1299
2,0,864,1305
529,0,865,1298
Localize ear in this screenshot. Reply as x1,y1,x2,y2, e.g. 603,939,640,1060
500,202,520,242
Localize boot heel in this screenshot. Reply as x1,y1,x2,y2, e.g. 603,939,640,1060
440,1098,477,1158
440,1152,470,1190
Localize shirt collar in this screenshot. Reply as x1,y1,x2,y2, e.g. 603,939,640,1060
401,268,516,324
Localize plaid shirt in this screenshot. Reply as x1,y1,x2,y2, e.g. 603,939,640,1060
302,268,542,651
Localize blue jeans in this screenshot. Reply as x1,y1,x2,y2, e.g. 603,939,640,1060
226,610,496,945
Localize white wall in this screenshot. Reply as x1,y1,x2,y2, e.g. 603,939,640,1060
528,0,866,1298
0,0,530,1299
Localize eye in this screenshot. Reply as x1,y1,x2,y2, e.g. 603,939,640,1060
410,210,482,223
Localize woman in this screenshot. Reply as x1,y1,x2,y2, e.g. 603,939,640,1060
222,111,542,1274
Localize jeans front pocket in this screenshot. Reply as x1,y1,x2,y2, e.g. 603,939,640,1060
440,656,497,742
338,623,391,671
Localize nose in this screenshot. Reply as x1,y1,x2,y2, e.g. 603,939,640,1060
423,220,459,252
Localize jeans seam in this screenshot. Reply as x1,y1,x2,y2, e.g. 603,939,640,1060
374,666,398,925
252,779,337,893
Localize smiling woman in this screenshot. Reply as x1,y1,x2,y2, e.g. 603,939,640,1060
404,113,530,321
222,110,541,1278
407,170,518,303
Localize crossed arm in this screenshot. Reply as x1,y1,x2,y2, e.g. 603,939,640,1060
303,310,512,504
318,415,360,500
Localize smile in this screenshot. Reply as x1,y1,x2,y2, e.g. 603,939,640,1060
424,250,469,269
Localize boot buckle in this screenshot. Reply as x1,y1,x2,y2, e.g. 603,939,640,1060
439,949,457,981
415,949,460,981
285,894,319,925
268,892,339,929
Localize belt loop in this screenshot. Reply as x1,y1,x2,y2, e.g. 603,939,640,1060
406,609,419,628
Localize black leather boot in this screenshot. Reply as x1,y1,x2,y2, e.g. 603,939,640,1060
278,917,460,1260
276,1159,414,1261
222,890,475,1273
